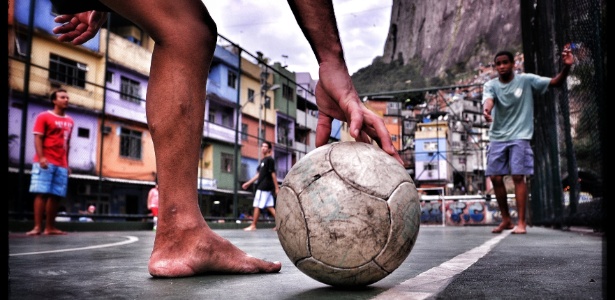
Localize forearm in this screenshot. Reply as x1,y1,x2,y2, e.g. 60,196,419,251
34,136,45,160
271,173,279,190
550,64,571,87
287,0,344,64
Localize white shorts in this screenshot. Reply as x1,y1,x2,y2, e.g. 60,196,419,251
252,190,275,209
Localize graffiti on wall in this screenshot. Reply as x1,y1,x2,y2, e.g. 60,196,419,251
419,198,518,226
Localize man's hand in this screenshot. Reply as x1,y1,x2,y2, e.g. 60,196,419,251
483,107,493,123
483,98,494,123
314,61,403,164
53,11,108,45
39,157,49,169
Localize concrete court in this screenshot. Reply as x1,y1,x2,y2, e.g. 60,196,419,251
7,225,605,300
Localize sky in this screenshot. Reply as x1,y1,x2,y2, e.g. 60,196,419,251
202,0,393,80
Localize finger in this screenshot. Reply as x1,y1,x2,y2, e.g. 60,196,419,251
347,103,364,139
354,130,371,144
365,114,397,156
54,14,74,24
53,22,75,34
315,113,333,147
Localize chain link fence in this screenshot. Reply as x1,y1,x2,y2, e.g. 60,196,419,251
521,0,605,230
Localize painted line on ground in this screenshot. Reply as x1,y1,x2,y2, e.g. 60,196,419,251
373,230,512,300
9,236,139,256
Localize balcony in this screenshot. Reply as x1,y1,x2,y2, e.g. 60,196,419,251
296,110,318,129
203,121,236,142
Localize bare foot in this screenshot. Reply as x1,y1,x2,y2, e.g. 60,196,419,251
512,224,527,234
26,229,42,236
243,226,256,231
492,222,514,234
148,223,281,277
44,229,67,235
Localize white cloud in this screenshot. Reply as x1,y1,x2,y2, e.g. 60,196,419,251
202,0,392,79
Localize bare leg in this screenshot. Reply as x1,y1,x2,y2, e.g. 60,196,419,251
491,175,514,233
26,194,45,235
244,207,260,231
511,175,528,234
43,195,66,235
266,207,277,230
102,0,280,277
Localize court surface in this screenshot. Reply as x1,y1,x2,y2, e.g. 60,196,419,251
8,225,605,299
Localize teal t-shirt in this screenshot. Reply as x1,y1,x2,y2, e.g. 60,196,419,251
482,73,551,141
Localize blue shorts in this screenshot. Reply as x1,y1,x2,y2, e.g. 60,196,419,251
252,190,275,209
485,140,534,176
29,163,69,197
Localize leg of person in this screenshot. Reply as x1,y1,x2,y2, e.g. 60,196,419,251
44,195,66,235
491,175,514,233
244,207,260,231
101,0,280,277
511,175,528,234
44,164,68,235
266,206,276,231
508,140,533,234
26,194,45,235
27,163,49,235
245,190,266,231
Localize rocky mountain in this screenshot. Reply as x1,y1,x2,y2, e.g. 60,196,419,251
353,0,522,95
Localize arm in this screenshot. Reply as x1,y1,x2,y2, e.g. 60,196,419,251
483,98,495,123
66,137,71,174
242,174,259,190
287,0,402,164
34,134,48,169
271,171,280,195
549,48,574,87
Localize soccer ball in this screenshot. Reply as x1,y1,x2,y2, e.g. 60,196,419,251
275,141,421,287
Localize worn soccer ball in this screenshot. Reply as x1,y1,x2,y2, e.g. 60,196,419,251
275,141,421,287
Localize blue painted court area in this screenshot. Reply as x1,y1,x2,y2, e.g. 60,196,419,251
8,226,605,299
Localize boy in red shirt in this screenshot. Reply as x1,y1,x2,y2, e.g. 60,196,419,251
27,89,74,235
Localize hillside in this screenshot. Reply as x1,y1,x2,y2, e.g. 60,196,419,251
352,0,522,99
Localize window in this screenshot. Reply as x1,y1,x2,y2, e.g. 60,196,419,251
247,89,255,102
424,141,438,151
425,163,437,170
259,128,265,142
221,110,233,127
49,54,87,88
208,110,216,123
106,71,114,84
264,96,271,109
241,123,248,140
221,153,234,173
227,72,237,88
120,76,141,103
120,128,142,159
77,127,90,138
282,84,294,100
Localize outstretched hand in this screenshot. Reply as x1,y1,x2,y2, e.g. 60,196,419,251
314,61,403,164
53,11,108,45
561,48,575,66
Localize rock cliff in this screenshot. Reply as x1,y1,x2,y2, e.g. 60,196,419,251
382,0,522,79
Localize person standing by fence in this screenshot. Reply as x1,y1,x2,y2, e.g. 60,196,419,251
27,89,74,236
483,49,573,234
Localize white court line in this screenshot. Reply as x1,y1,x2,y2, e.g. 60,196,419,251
9,236,139,257
373,230,512,300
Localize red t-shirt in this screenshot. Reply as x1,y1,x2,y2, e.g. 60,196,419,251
33,110,74,168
